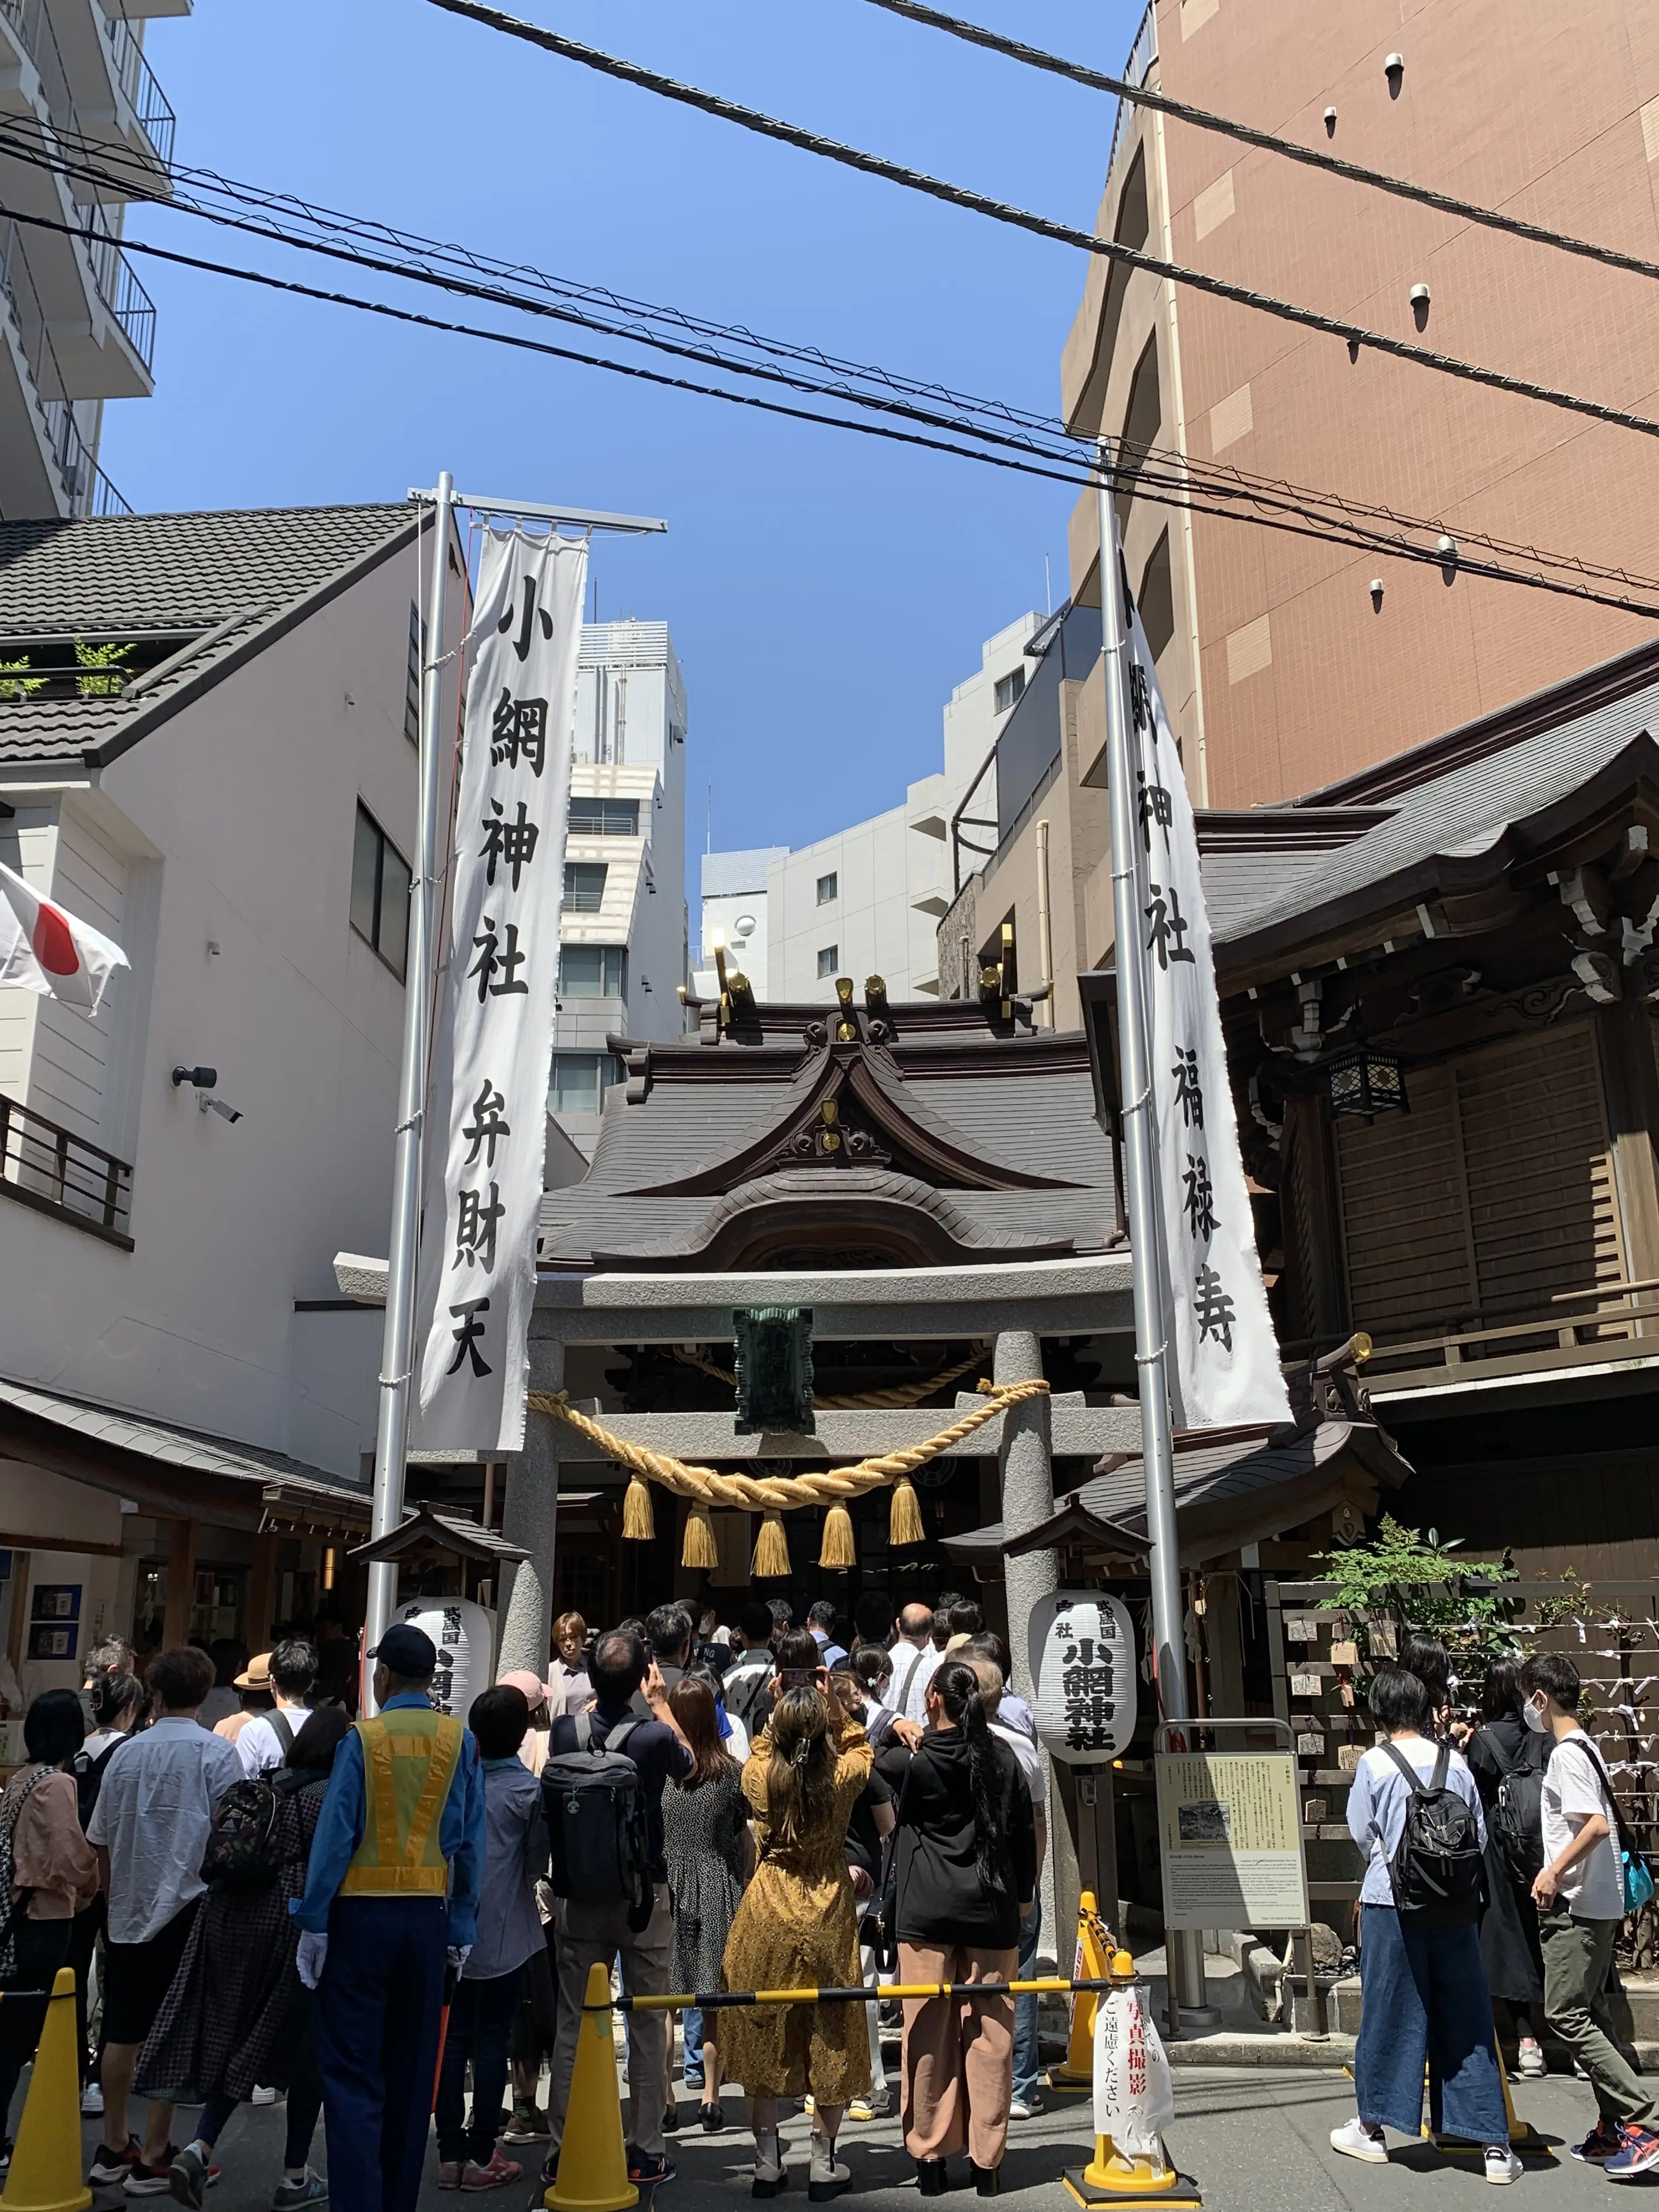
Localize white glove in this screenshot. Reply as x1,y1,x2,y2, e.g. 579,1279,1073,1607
296,1931,329,1990
448,1943,473,1971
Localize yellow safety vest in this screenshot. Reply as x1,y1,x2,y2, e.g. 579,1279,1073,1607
340,1707,464,1898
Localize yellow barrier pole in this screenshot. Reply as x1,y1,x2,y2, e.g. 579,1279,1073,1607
2,1967,92,2212
546,1962,637,2212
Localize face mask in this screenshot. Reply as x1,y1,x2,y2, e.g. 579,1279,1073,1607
1522,1697,1549,1734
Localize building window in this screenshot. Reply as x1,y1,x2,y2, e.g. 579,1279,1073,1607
817,945,839,979
349,803,411,980
994,667,1026,715
568,797,640,836
404,602,425,746
558,944,628,999
549,1051,623,1116
816,871,838,905
564,861,608,912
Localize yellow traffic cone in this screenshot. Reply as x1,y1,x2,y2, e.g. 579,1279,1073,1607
1064,1955,1201,2210
2,1967,92,2212
545,1962,638,2212
1051,1892,1114,2087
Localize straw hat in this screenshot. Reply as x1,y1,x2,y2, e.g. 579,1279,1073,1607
234,1652,273,1691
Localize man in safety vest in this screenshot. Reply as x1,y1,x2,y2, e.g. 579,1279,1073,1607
291,1622,485,2212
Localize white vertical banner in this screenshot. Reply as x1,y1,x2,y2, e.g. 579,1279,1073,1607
414,526,588,1451
1125,602,1291,1427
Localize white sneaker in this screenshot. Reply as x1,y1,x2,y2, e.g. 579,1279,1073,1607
1008,2098,1039,2121
251,2085,279,2107
1330,2118,1389,2165
81,2081,104,2116
1485,2146,1522,2185
1515,2041,1546,2079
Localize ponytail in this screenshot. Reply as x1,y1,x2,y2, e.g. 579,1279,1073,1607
89,1668,140,1729
764,1686,836,1848
930,1657,1005,1893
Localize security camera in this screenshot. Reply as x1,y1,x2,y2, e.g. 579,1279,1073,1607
198,1094,244,1124
171,1064,218,1090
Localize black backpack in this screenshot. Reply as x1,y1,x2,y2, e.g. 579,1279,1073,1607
72,1736,126,1832
542,1715,651,1921
1476,1725,1548,1887
1380,1742,1485,1923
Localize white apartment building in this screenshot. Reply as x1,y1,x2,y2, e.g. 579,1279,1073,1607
0,0,180,521
549,618,689,1158
0,502,467,1706
696,612,1043,1005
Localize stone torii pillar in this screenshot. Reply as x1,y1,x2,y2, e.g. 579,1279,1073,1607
996,1327,1064,1966
996,1328,1056,1695
498,1333,563,1679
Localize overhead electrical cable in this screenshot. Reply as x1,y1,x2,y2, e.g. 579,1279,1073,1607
856,0,1659,287
423,0,1659,445
5,196,1656,625
10,120,1654,605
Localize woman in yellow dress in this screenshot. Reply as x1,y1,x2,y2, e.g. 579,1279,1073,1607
720,1629,873,2200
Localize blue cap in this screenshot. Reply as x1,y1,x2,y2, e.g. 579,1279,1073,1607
370,1622,437,1678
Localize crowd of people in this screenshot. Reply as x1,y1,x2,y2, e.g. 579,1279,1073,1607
5,1581,1656,2204
1336,1632,1659,2185
0,1588,1046,2211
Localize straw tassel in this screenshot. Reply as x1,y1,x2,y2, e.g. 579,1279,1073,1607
752,1508,791,1578
681,1502,719,1571
819,1501,856,1570
622,1473,655,1542
889,1476,925,1548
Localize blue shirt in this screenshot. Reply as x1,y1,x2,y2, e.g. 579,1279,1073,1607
1346,1736,1486,1906
290,1693,486,1943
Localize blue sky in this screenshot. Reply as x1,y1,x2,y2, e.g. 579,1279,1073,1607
112,0,1143,883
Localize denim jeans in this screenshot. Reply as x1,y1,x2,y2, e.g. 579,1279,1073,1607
436,1965,524,2166
1011,1899,1041,2106
681,2005,704,2086
1356,1904,1508,2143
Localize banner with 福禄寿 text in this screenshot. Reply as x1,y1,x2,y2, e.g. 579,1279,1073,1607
413,526,588,1451
1124,591,1291,1428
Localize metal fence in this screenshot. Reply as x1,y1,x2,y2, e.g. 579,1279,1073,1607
0,1092,133,1246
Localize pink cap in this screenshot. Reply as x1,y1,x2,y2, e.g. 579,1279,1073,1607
499,1668,549,1707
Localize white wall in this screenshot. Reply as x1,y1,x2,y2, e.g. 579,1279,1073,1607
553,620,690,1155
0,530,462,1477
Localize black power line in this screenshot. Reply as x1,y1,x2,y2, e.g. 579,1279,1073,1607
5,195,1656,624
426,0,1659,445
12,117,1653,606
858,0,1659,287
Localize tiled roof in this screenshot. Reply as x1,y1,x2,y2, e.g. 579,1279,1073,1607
0,503,419,766
1202,670,1659,958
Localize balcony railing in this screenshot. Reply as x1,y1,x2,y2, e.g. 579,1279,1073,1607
0,1092,133,1247
1286,1278,1659,1398
101,9,176,169
1105,2,1159,184
82,200,156,372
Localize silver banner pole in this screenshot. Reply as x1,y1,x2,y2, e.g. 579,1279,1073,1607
1094,443,1215,2030
363,469,454,1709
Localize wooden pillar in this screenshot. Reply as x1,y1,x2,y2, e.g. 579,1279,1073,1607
1596,996,1659,1301
5,1552,30,1688
162,1519,197,1650
1284,1092,1348,1339
246,1530,278,1655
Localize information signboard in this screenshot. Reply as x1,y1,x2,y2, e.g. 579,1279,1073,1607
1154,1739,1309,1929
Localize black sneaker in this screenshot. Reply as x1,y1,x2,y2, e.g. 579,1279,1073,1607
89,2138,143,2188
627,2151,676,2188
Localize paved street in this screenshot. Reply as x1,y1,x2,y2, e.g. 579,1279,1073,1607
69,2066,1639,2212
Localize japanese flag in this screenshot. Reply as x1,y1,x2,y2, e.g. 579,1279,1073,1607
0,860,128,1015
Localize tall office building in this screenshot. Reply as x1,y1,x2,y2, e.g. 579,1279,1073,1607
0,0,179,520
1060,0,1659,808
549,619,689,1158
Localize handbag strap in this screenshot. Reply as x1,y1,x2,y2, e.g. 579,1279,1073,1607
1573,1735,1636,1857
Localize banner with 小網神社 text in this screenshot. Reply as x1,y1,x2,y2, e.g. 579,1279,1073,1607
413,526,588,1452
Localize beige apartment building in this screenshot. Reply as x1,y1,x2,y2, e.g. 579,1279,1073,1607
942,0,1659,1014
